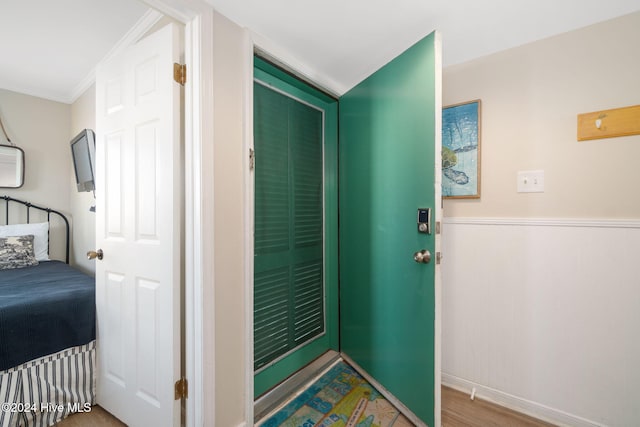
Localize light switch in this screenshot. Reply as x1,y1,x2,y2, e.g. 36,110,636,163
517,170,545,193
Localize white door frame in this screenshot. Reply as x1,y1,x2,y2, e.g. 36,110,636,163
138,1,214,426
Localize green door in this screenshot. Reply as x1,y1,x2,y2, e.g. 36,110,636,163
253,59,339,397
339,32,440,426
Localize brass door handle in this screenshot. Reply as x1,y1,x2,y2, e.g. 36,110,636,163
413,249,431,264
87,249,104,260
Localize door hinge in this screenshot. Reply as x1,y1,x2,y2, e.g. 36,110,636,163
435,221,441,235
173,63,187,86
174,377,188,400
249,148,255,171
436,252,442,265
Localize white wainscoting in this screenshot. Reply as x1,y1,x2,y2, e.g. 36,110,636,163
441,218,640,427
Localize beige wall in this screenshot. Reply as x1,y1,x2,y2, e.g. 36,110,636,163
70,84,96,275
0,87,96,271
443,11,640,219
0,89,71,260
211,11,250,427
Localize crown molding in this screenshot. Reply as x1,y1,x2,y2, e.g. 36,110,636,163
68,8,164,104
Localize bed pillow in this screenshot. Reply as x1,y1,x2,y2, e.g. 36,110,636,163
0,235,39,270
0,222,49,261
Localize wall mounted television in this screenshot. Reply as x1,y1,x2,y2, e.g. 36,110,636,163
70,129,96,192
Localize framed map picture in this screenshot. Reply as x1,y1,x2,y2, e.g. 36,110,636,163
442,99,481,198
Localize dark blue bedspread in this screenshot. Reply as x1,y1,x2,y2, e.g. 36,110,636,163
0,261,95,371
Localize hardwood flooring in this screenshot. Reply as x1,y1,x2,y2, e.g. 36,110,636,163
442,386,556,427
55,386,556,426
55,405,125,427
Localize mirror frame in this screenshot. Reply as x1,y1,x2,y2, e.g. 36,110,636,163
0,144,25,188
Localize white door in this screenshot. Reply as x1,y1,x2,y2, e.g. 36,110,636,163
95,23,182,427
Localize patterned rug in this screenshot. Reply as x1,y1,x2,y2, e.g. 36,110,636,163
257,360,415,427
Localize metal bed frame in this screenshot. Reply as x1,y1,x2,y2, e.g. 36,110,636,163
0,195,70,264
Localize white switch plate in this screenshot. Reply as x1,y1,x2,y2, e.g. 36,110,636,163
517,170,545,193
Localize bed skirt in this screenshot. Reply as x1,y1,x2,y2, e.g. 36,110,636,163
0,341,96,427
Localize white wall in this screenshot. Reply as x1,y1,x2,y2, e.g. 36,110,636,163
0,89,71,260
442,219,640,426
70,84,96,275
441,11,640,427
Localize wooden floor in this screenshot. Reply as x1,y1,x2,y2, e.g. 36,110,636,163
55,405,125,427
442,386,556,427
56,387,556,426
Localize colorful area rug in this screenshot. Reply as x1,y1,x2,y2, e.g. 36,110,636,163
257,360,414,427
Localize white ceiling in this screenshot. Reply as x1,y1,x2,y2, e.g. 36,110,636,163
0,0,149,103
1,0,640,102
207,0,640,94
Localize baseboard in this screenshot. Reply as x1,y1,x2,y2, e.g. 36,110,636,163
442,373,605,427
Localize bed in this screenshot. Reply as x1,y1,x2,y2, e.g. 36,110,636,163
0,196,96,427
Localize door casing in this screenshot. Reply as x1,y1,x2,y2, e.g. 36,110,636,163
136,2,216,426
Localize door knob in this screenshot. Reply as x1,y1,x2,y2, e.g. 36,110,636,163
87,249,104,260
413,249,431,264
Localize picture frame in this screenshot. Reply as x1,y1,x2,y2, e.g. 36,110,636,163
442,99,481,199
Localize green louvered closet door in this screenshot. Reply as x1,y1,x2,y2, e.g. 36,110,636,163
253,60,338,397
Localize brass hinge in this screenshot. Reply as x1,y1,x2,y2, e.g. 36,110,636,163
436,252,442,265
249,148,255,171
174,377,188,400
173,63,187,86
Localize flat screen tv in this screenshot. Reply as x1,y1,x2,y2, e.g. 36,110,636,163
70,129,96,192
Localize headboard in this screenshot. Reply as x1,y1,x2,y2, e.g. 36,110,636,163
0,196,70,264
